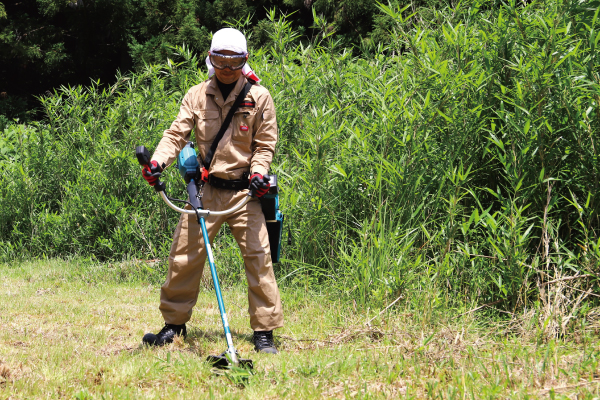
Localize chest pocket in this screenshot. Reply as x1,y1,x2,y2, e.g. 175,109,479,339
232,107,258,144
193,110,220,142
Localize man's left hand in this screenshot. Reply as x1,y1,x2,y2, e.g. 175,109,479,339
249,173,271,197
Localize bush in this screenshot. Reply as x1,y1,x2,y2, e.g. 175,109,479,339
1,2,599,330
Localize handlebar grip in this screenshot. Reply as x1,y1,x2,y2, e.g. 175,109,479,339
249,174,271,198
136,145,166,192
136,145,151,166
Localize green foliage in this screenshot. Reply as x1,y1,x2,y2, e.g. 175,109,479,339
0,0,400,121
127,0,254,69
0,48,202,262
0,0,138,122
1,1,599,323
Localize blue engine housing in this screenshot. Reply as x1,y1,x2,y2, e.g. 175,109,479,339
178,142,200,183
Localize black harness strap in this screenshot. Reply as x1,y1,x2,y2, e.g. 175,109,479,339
203,80,254,170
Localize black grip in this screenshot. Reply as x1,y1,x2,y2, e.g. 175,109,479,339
136,145,151,166
136,145,166,192
249,174,271,198
187,180,202,210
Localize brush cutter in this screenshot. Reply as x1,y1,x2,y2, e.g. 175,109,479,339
136,142,254,370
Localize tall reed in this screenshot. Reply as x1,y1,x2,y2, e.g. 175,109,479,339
1,1,598,330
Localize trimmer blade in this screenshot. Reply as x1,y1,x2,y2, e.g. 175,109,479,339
206,353,253,370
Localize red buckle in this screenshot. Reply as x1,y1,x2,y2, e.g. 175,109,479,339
201,168,209,183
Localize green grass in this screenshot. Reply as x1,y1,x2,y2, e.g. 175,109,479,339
1,260,599,399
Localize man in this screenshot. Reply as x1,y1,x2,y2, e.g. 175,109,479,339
140,28,283,354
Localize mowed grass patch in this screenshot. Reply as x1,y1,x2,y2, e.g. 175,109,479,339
0,260,599,399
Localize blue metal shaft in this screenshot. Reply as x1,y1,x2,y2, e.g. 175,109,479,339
185,178,238,363
199,212,236,356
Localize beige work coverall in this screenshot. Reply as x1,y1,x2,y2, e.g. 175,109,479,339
151,75,283,331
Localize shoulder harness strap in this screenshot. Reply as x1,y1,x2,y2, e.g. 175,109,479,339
203,79,254,170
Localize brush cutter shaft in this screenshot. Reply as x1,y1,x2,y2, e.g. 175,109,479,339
199,216,239,365
159,191,251,216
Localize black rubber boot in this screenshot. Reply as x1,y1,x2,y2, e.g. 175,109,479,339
253,330,278,354
142,324,186,346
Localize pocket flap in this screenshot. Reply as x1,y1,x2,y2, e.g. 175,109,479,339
194,110,220,119
234,107,257,116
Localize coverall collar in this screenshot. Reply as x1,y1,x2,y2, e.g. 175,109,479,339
206,75,247,108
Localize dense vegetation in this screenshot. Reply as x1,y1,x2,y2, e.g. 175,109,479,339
0,0,443,121
1,0,599,336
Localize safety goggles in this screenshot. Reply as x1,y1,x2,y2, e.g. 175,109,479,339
209,52,247,70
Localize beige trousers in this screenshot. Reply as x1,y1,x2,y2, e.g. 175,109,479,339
159,184,284,331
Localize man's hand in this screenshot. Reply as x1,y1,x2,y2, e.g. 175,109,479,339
142,160,163,186
249,173,271,197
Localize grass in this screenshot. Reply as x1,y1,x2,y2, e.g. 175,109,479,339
1,260,599,399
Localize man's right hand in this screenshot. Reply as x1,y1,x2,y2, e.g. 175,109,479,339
142,160,163,186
